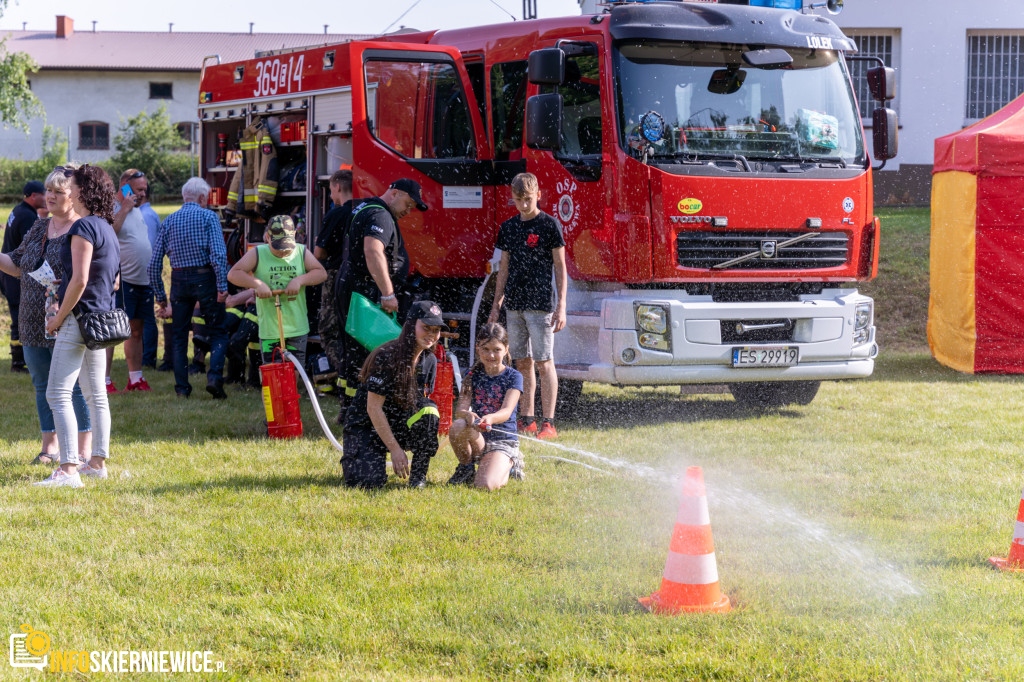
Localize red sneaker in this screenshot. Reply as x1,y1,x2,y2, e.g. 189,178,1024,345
537,422,558,441
126,378,151,392
106,382,119,394
519,419,538,435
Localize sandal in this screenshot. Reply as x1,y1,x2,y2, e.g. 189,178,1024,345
31,452,56,465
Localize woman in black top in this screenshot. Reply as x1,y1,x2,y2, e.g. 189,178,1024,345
35,165,120,488
0,166,93,465
342,301,444,489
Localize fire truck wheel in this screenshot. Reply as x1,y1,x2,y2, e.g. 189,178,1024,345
727,380,820,409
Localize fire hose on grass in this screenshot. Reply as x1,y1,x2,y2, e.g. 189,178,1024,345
263,291,614,474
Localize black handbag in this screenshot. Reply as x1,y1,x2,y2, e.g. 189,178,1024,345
74,307,131,351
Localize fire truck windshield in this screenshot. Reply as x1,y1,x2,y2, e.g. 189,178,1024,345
614,41,866,168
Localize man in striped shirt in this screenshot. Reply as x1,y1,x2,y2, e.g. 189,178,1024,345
148,177,230,399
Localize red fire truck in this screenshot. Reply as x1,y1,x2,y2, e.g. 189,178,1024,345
196,0,896,409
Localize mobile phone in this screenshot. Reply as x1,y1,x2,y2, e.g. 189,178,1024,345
121,184,133,198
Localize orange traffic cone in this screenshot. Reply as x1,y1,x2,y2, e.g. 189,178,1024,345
639,466,731,614
989,485,1024,573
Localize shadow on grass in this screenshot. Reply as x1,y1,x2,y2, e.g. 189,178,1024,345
148,472,436,496
149,472,339,495
559,393,801,431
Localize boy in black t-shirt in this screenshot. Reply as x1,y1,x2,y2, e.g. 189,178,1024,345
487,172,567,441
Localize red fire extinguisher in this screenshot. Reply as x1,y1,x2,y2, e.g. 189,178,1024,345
262,291,302,438
430,339,455,436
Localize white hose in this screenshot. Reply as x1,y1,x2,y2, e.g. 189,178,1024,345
283,350,343,452
533,455,612,475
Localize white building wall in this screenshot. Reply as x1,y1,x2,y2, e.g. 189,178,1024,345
833,0,1024,168
1,70,199,162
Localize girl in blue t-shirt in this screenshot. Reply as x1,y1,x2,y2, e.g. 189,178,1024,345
447,322,523,491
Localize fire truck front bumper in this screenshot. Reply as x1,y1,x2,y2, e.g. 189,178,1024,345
556,288,878,386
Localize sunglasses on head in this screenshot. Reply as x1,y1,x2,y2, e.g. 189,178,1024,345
53,166,74,177
128,171,145,179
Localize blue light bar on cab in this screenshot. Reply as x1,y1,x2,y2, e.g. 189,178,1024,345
713,0,804,8
746,0,804,8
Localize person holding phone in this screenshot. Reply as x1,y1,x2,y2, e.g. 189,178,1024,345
105,169,154,393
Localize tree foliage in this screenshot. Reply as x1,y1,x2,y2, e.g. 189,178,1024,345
111,105,197,196
0,0,44,133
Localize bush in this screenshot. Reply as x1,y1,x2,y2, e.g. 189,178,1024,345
110,104,197,199
0,125,67,197
0,111,197,202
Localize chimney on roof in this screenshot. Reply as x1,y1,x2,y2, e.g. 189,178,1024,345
169,23,174,32
92,21,97,32
56,15,73,39
324,24,328,34
249,22,254,34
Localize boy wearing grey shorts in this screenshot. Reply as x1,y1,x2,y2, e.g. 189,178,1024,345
487,172,567,441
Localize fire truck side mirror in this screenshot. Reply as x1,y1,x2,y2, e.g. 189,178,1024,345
528,48,565,85
525,93,563,151
866,66,896,102
872,108,897,161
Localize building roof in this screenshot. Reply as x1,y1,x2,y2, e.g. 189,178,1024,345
1,27,373,72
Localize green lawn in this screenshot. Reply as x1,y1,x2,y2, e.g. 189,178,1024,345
1,209,1023,680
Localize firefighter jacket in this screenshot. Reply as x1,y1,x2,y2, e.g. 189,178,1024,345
226,118,278,215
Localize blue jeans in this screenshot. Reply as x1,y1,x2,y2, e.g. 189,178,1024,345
23,344,91,434
170,269,226,395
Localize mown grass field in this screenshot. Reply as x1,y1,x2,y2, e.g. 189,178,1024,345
1,207,1023,680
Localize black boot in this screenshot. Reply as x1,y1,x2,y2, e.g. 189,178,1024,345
408,453,432,488
10,343,27,373
157,321,174,371
246,348,262,389
224,352,245,384
447,463,476,486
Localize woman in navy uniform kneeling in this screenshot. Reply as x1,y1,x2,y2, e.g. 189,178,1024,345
342,301,445,488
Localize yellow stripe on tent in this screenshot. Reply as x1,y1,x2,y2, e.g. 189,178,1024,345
928,170,977,373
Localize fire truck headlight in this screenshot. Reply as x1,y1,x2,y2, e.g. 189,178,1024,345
854,301,873,345
635,304,668,334
639,332,670,352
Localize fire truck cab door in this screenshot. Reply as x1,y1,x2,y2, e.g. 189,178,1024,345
349,41,496,279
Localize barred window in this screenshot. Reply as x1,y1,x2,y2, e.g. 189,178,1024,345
79,121,109,150
966,33,1024,120
848,33,896,120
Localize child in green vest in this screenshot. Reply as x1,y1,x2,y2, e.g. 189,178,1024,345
227,215,327,369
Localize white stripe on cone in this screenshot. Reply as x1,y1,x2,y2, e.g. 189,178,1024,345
1013,520,1024,543
676,496,711,526
663,551,720,586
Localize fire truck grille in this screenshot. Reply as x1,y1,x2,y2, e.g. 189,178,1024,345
677,231,850,270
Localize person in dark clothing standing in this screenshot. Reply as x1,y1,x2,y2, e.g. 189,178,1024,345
342,301,444,489
313,169,353,391
3,181,46,372
332,178,428,417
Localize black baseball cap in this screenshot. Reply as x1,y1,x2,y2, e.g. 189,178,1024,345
407,300,447,328
23,181,44,196
390,178,428,211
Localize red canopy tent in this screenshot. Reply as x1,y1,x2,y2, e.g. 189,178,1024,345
929,94,1024,373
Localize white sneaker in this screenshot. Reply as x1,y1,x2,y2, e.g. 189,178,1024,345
33,469,84,488
79,463,109,480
